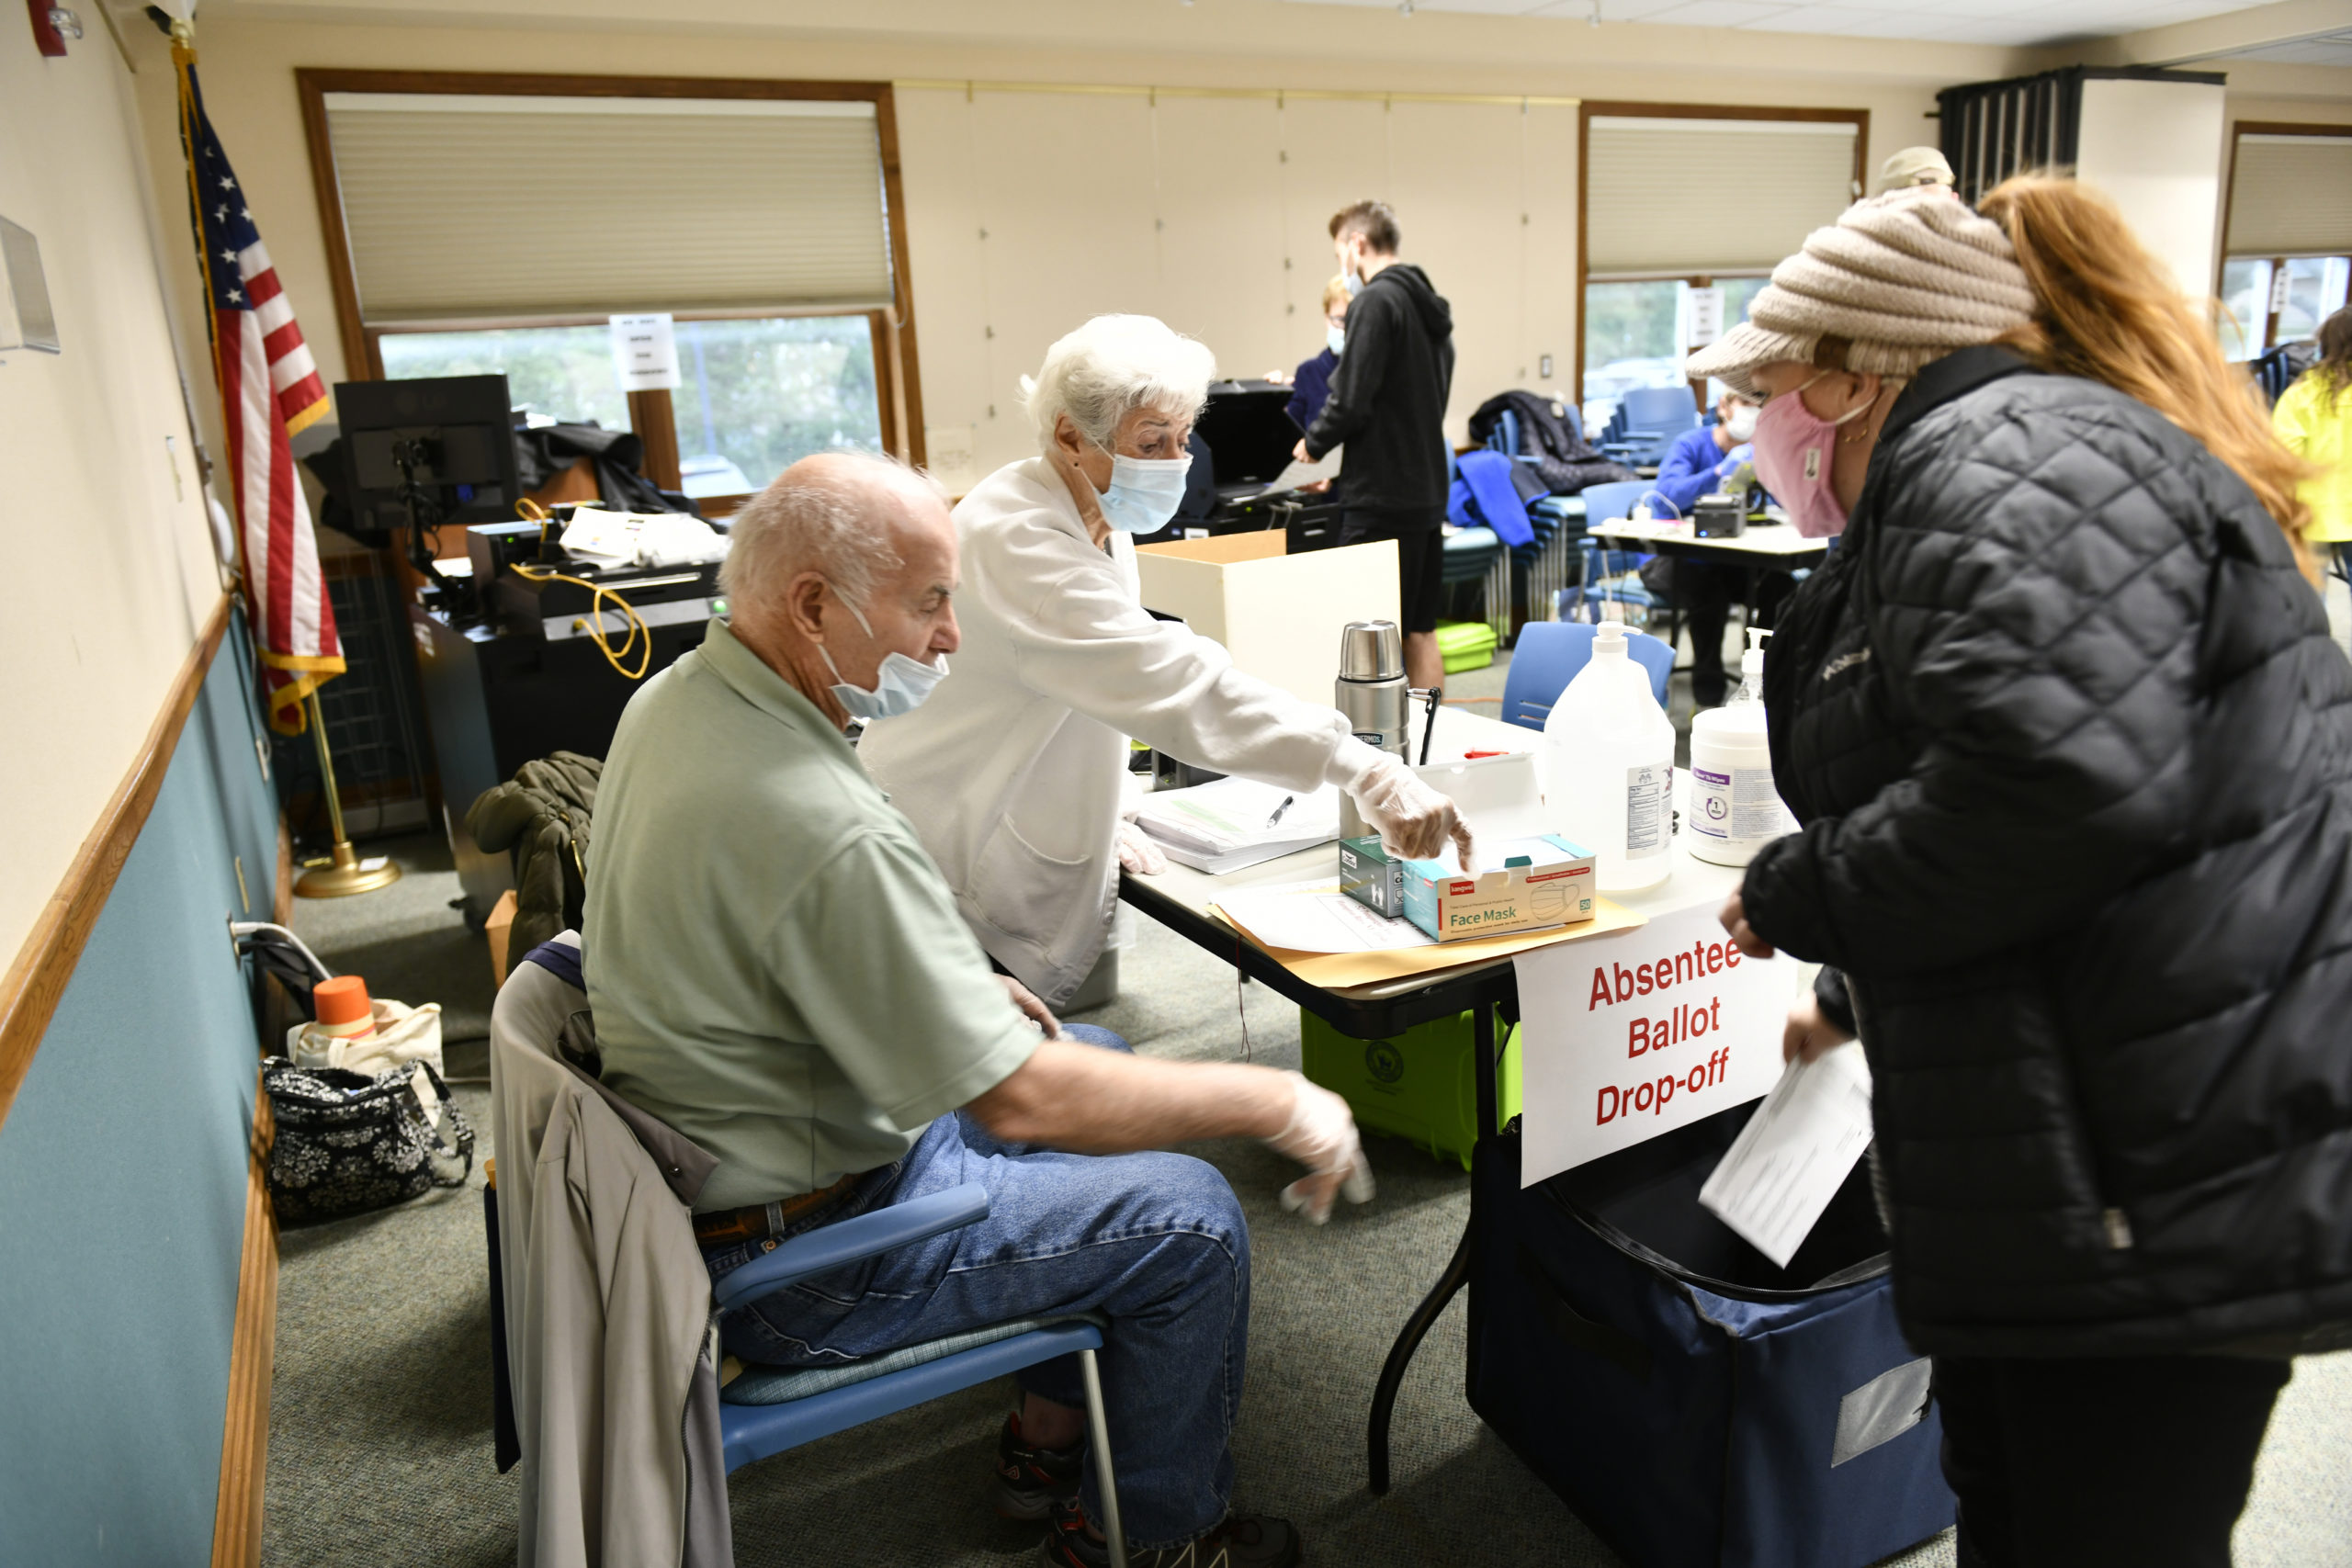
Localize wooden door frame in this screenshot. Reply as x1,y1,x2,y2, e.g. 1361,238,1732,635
294,67,928,467
1575,101,1870,405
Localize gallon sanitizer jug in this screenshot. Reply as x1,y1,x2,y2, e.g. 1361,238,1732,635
1688,627,1792,867
1544,622,1675,892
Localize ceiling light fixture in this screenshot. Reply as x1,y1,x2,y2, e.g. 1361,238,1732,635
1398,1,1415,14
1589,1,1602,26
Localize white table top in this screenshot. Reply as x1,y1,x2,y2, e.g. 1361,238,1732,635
1588,514,1827,558
1123,705,1742,1000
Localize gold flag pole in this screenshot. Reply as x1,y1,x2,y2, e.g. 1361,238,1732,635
294,691,401,898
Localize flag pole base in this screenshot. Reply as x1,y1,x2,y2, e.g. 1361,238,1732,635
295,840,401,899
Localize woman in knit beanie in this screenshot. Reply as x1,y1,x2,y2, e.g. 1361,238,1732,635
1705,178,2351,1568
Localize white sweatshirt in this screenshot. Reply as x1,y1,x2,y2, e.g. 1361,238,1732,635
860,456,1379,1006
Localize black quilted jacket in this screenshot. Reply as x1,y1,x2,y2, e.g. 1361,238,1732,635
1744,345,2352,1357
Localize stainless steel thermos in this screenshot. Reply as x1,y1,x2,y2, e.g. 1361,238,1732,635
1336,620,1409,840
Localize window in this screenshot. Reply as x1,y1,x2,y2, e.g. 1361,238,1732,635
2217,254,2351,360
380,324,631,429
379,313,883,498
669,316,882,496
1578,104,1865,435
2219,259,2273,360
298,71,924,504
1580,276,1770,434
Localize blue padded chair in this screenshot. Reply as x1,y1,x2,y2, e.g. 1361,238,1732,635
710,1184,1130,1566
1499,620,1672,729
1600,386,1702,467
1574,479,1679,634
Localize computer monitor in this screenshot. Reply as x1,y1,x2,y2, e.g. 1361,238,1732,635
331,373,521,541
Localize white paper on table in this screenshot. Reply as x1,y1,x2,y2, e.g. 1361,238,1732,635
1699,1042,1874,1268
1136,778,1341,856
1212,878,1436,953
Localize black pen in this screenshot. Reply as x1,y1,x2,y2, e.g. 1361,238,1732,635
1265,795,1295,829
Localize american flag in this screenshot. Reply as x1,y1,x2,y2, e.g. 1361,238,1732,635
175,46,342,734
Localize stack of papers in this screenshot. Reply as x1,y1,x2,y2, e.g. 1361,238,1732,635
1215,878,1436,953
1133,778,1341,874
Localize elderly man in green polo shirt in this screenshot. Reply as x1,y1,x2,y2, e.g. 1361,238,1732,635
584,452,1366,1568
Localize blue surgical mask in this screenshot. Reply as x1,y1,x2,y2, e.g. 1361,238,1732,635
1342,270,1363,299
1327,325,1346,357
820,590,948,722
1095,451,1193,535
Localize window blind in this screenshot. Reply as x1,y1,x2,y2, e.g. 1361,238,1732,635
2226,134,2352,257
322,94,894,323
1587,118,1860,276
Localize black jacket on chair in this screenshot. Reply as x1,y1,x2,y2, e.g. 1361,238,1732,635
1744,345,2352,1358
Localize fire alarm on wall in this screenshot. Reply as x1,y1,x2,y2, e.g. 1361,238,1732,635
27,4,84,56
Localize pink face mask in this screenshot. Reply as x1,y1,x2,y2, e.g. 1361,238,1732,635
1752,373,1883,539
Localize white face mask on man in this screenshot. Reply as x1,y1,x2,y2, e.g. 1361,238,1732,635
819,587,948,722
1723,402,1759,443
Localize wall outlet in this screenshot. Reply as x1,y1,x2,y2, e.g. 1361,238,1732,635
1539,354,1554,378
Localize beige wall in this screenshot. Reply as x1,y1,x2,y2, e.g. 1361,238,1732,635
0,28,230,975
120,6,1999,483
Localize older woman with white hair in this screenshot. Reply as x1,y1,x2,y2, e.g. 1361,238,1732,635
862,314,1470,1010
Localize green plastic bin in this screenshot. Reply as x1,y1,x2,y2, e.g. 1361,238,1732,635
1299,1008,1522,1171
1435,619,1498,674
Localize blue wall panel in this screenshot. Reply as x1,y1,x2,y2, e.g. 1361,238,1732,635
0,620,282,1566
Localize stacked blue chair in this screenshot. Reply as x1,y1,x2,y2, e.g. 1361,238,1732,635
1598,386,1703,468
1483,411,1587,640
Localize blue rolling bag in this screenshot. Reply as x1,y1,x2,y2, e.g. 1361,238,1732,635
1470,1106,1955,1568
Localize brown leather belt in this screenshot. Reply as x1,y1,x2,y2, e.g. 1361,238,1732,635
692,1171,860,1247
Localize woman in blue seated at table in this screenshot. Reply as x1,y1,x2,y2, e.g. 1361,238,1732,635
1650,379,1787,708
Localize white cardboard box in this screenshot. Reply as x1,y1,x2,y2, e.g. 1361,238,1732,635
1135,534,1400,707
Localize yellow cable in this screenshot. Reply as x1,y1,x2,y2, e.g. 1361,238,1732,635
507,499,653,680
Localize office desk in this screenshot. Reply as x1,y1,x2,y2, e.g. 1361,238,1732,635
1118,708,1742,1490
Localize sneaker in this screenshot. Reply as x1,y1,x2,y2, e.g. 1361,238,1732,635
995,1413,1084,1521
1040,1495,1302,1567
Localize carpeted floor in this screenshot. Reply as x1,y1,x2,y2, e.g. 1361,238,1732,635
265,643,2352,1567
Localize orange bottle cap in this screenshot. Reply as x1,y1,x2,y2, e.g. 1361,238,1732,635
313,975,372,1029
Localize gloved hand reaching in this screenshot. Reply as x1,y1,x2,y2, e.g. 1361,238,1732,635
1263,1071,1375,1224
1116,818,1170,876
1340,748,1475,867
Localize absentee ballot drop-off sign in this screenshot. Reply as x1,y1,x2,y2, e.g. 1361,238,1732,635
1513,900,1804,1186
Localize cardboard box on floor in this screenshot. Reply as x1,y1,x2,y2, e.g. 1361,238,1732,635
1135,534,1399,706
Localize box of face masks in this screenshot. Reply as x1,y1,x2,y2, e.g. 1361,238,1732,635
1339,750,1597,942
1400,835,1598,942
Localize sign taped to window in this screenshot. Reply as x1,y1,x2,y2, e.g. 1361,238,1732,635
610,312,681,391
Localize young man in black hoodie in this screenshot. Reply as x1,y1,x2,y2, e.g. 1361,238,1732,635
1293,200,1456,689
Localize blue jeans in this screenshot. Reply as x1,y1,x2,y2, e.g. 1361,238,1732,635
701,1025,1250,1548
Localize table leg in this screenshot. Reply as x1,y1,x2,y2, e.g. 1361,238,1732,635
1366,1221,1472,1495
1366,1005,1498,1495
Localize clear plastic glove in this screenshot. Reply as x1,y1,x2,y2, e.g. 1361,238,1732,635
1117,818,1169,875
1347,752,1475,867
1264,1071,1375,1224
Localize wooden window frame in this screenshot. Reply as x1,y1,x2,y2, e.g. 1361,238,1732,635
2217,119,2352,313
294,68,929,484
1575,102,1870,403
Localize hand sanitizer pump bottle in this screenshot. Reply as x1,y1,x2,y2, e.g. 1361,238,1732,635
1688,627,1793,867
1544,622,1676,892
